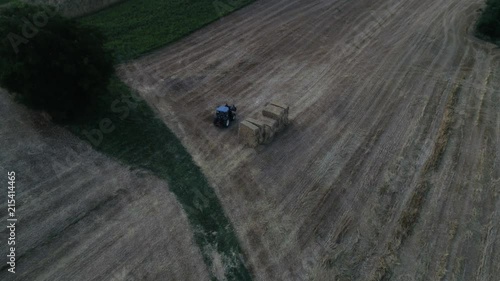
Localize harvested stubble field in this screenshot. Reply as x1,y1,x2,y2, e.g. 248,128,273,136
0,89,211,280
119,0,500,279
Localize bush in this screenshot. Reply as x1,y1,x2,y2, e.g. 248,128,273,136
67,76,253,280
0,3,114,121
476,0,500,42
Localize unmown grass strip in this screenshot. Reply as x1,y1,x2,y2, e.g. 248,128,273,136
67,76,252,280
372,82,462,281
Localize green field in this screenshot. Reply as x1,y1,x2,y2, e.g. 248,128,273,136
476,0,500,44
81,0,253,62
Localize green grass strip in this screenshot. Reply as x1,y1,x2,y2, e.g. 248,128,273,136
67,77,252,280
80,0,254,62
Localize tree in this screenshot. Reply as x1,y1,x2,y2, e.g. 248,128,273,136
476,0,500,42
0,3,114,121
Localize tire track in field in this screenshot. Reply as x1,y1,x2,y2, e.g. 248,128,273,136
252,0,440,214
369,7,478,273
289,0,458,251
386,3,500,279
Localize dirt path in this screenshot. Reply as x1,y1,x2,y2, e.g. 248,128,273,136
119,0,500,279
0,89,210,281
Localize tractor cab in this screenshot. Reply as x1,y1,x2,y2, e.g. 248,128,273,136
214,104,237,128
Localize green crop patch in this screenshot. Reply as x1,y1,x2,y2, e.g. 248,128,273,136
81,0,254,62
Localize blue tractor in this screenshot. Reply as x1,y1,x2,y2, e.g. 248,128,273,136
214,104,237,128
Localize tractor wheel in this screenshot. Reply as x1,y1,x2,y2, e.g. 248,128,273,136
230,113,236,121
224,119,230,128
